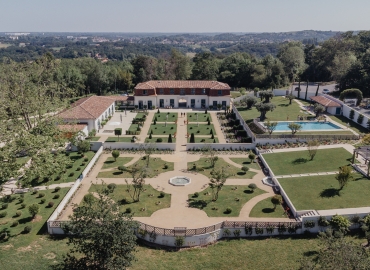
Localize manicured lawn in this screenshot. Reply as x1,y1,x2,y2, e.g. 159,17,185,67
101,157,134,170
105,136,133,142
329,115,369,134
188,157,257,180
145,136,176,143
128,123,142,133
148,124,177,135
279,173,370,210
136,112,146,119
187,123,215,135
249,196,287,218
237,96,303,123
88,184,171,217
21,151,96,187
187,112,210,122
153,112,178,122
188,137,219,143
0,234,331,270
231,91,242,98
0,188,69,239
188,186,265,217
97,157,174,178
262,148,354,175
229,158,261,170
87,136,100,142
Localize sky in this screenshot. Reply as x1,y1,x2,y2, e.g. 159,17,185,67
1,0,370,33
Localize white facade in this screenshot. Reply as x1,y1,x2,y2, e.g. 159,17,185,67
134,95,230,109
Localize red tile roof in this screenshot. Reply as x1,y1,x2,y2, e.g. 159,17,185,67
59,96,115,120
310,96,341,107
135,80,230,90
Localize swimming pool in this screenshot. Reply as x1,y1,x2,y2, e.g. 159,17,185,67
262,121,342,131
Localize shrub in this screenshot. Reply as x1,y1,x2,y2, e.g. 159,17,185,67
0,211,7,218
107,183,117,192
241,166,249,173
48,201,54,207
255,227,264,235
53,194,60,199
318,216,329,227
357,114,364,124
118,166,126,172
83,193,95,205
21,203,26,208
248,183,257,192
33,190,38,195
76,167,81,171
174,236,185,247
28,204,39,217
23,226,32,233
278,224,287,234
84,157,88,162
69,172,75,177
304,220,316,228
54,186,61,192
11,221,19,227
81,162,86,166
16,210,22,217
159,192,165,198
54,175,61,181
126,207,132,214
156,138,163,143
2,203,8,209
38,193,45,198
193,192,199,198
245,225,253,235
225,207,232,214
233,229,241,237
40,199,46,204
189,133,195,143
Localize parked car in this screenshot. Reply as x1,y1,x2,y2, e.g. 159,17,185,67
322,89,330,94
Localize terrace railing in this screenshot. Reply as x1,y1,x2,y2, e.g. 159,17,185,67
255,134,360,140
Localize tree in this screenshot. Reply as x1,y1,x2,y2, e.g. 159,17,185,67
141,143,155,168
349,109,355,120
112,150,120,162
114,128,122,141
242,96,258,109
189,133,195,143
330,214,351,233
336,166,353,190
125,164,146,202
28,204,39,218
259,90,274,103
248,183,257,192
286,93,295,105
255,103,276,121
202,144,218,168
248,152,256,163
277,42,306,84
288,123,302,135
168,134,172,143
307,140,320,160
264,120,277,136
62,185,138,269
271,195,282,210
209,167,228,201
241,166,249,174
88,129,96,139
77,140,90,157
191,52,219,80
357,114,364,124
314,104,325,117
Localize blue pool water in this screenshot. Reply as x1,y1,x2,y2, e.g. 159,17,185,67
266,121,342,131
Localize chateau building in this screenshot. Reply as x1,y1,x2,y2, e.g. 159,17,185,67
134,80,231,109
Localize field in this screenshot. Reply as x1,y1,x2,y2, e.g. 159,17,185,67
97,157,174,178
187,157,257,180
237,96,303,123
279,173,370,210
148,123,177,135
188,186,265,217
88,184,171,217
262,148,354,175
187,123,215,135
249,196,287,218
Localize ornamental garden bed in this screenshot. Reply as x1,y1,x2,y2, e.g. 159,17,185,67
187,124,215,136
153,112,178,122
148,124,177,135
145,136,176,143
187,112,210,122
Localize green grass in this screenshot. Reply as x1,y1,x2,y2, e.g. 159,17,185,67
97,157,174,178
136,112,146,119
0,234,330,270
16,156,31,166
145,136,176,143
153,112,178,122
249,196,287,218
262,148,354,175
188,157,257,179
187,112,210,122
231,91,242,98
279,173,370,210
148,124,177,135
237,96,303,123
188,186,265,217
101,157,134,170
88,184,171,217
187,123,215,135
0,188,69,239
128,124,142,133
329,115,369,134
188,137,219,143
105,136,133,142
22,151,96,187
229,158,261,170
87,136,100,141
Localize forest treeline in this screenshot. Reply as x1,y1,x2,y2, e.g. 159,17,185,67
1,31,370,96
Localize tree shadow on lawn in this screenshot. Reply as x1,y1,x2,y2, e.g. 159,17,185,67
237,171,247,176
261,208,278,214
188,199,208,209
243,190,253,194
104,160,115,165
112,171,124,175
292,158,308,165
320,188,340,198
278,104,289,107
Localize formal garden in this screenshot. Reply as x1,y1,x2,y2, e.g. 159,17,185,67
148,123,177,135
187,123,215,135
145,136,176,143
87,184,171,217
154,112,178,122
187,112,210,122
